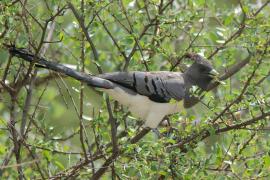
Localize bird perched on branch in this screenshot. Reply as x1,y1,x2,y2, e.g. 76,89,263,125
8,46,219,128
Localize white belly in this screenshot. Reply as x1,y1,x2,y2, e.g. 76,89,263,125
102,86,183,128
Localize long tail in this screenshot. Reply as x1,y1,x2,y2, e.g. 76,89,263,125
8,46,114,89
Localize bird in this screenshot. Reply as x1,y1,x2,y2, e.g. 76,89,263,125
8,46,219,129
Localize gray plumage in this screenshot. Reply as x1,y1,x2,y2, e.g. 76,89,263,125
9,47,114,89
98,72,185,103
98,52,217,107
9,47,218,128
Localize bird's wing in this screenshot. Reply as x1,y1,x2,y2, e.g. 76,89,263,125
98,71,186,103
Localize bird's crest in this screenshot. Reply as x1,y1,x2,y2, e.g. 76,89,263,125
184,53,212,67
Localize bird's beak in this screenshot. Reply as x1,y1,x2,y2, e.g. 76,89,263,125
208,69,219,78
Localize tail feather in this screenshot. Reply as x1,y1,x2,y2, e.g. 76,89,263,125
8,46,114,89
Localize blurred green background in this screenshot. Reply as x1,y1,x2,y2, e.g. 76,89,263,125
0,0,270,179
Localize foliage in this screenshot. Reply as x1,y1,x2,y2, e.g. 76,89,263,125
0,0,270,179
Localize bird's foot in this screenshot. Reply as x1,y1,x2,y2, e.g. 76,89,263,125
152,128,162,139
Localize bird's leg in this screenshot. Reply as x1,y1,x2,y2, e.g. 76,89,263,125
152,128,161,138
159,116,179,137
143,112,165,139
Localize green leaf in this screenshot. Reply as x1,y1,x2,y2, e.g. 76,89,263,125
264,155,270,168
54,161,65,170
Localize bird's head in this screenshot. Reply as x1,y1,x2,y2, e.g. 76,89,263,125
184,53,219,90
